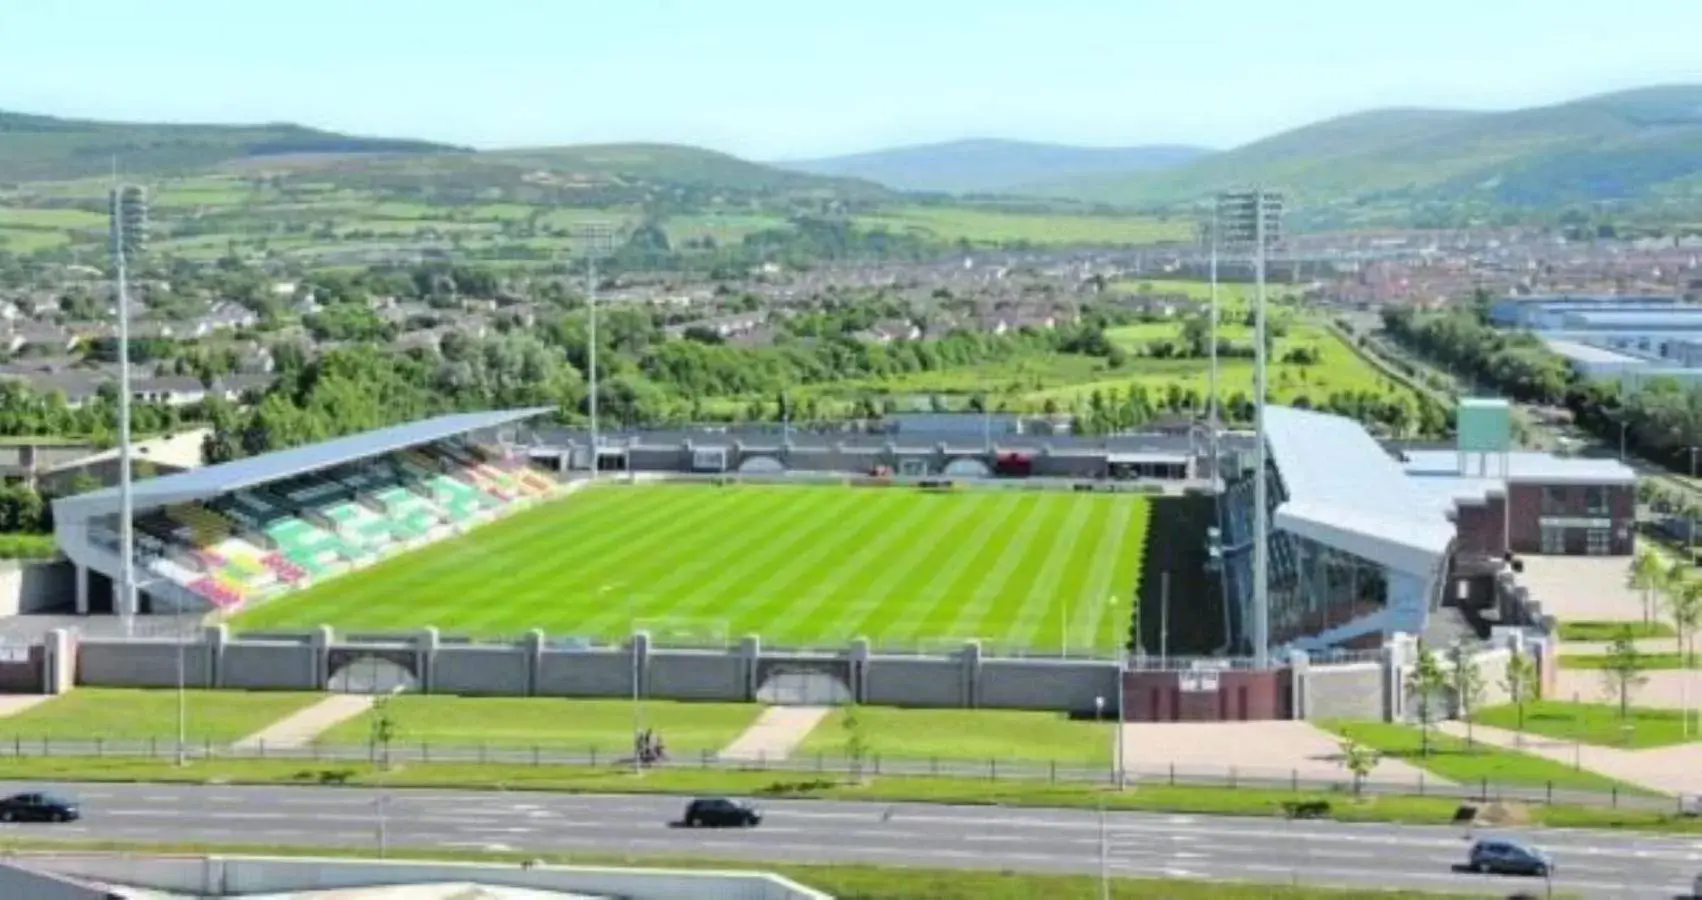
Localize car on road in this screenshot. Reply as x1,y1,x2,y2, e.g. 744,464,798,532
681,797,761,828
1465,838,1551,877
0,792,80,823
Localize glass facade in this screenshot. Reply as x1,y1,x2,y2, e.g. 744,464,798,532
1217,454,1440,654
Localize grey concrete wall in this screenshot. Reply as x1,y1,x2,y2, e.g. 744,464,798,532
978,659,1119,712
864,657,963,707
221,642,319,690
649,651,745,701
77,639,212,688
1304,663,1385,720
430,645,532,696
0,561,73,615
630,446,688,472
0,863,108,900
537,649,633,697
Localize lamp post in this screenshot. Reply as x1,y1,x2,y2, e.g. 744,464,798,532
176,608,188,766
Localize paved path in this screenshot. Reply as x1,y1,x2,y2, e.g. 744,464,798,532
234,695,374,750
718,705,830,762
1557,668,1702,711
1436,720,1702,797
0,695,50,718
8,781,1702,898
1121,721,1453,787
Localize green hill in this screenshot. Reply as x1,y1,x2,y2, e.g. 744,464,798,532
0,110,460,182
1027,86,1702,222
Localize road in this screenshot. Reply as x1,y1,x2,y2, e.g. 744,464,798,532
4,782,1702,897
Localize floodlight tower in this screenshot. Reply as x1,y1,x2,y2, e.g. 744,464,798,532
1199,212,1221,490
108,184,147,635
575,222,614,477
1216,189,1283,667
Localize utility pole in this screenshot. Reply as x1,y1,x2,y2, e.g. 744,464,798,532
109,180,146,637
1218,190,1283,667
576,223,614,477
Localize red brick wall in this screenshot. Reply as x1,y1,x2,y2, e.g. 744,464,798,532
1121,669,1290,721
1453,496,1506,556
1507,482,1635,555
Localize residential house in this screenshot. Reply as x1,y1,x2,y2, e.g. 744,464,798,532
855,319,922,344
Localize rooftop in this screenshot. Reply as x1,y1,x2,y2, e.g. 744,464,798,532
53,407,551,520
1400,450,1637,486
1540,338,1649,366
1263,406,1456,575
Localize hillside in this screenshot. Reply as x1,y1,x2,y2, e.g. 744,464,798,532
776,139,1211,194
0,110,461,182
1028,86,1702,222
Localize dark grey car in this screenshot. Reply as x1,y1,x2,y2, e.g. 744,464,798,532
1467,838,1551,877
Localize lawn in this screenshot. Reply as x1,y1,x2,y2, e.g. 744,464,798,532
799,707,1115,766
1325,720,1636,792
232,483,1149,654
0,689,323,744
857,205,1190,246
1558,620,1676,641
1475,701,1702,749
1563,652,1693,670
1110,278,1304,305
318,696,759,755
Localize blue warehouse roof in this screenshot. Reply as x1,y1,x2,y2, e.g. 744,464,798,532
54,407,552,520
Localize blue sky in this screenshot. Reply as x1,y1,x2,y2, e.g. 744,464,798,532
3,0,1699,159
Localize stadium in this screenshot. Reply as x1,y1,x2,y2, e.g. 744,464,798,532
50,410,1186,657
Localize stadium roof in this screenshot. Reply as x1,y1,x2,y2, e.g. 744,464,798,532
1263,406,1456,576
53,407,551,520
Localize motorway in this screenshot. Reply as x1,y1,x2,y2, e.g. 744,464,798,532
2,782,1701,897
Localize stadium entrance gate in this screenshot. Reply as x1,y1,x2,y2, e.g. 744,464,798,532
754,658,852,706
327,647,420,694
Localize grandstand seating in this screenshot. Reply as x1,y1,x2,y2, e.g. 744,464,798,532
113,438,560,613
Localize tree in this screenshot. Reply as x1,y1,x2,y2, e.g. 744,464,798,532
1628,546,1670,626
1406,642,1448,757
370,692,398,770
1500,651,1540,744
1667,578,1702,737
1338,739,1380,797
1448,642,1486,747
842,702,870,783
1601,627,1650,722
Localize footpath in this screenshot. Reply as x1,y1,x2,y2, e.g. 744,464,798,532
1436,720,1702,797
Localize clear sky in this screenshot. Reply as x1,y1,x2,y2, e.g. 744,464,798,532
4,0,1699,160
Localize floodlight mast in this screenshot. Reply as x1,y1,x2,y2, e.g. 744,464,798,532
109,182,147,636
1216,190,1283,667
576,223,614,477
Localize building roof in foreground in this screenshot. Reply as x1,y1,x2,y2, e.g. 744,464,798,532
1263,406,1456,576
53,407,551,520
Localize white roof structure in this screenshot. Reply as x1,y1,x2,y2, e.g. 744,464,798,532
1263,406,1456,576
1401,450,1636,486
53,407,552,521
1541,338,1648,366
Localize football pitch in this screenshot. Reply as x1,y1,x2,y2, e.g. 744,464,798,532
231,483,1151,654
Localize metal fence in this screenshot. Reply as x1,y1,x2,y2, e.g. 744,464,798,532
0,735,1687,815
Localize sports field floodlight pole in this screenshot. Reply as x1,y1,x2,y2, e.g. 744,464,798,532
1206,208,1220,492
576,223,614,477
109,178,146,639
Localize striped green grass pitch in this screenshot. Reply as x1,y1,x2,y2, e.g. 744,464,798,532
231,483,1151,654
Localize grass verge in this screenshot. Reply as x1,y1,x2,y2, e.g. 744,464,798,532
5,755,1699,834
1475,701,1702,750
1563,653,1693,671
1558,621,1675,641
800,707,1114,765
1326,721,1640,793
319,696,760,755
0,838,1482,899
0,689,326,743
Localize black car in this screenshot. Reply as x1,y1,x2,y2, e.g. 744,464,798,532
0,792,80,823
1466,838,1551,877
682,797,761,828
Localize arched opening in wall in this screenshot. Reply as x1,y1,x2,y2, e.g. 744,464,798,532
942,457,992,479
738,455,785,475
328,655,419,694
756,667,852,706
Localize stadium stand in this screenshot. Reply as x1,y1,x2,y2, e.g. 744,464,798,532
56,408,558,617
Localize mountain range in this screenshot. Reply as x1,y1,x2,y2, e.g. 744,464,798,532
774,139,1212,194
6,84,1702,224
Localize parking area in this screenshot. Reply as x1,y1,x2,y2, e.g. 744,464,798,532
1516,556,1643,622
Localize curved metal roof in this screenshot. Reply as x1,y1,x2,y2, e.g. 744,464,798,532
52,407,552,521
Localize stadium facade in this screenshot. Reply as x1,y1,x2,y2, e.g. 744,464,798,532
1218,399,1634,654
52,408,556,618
